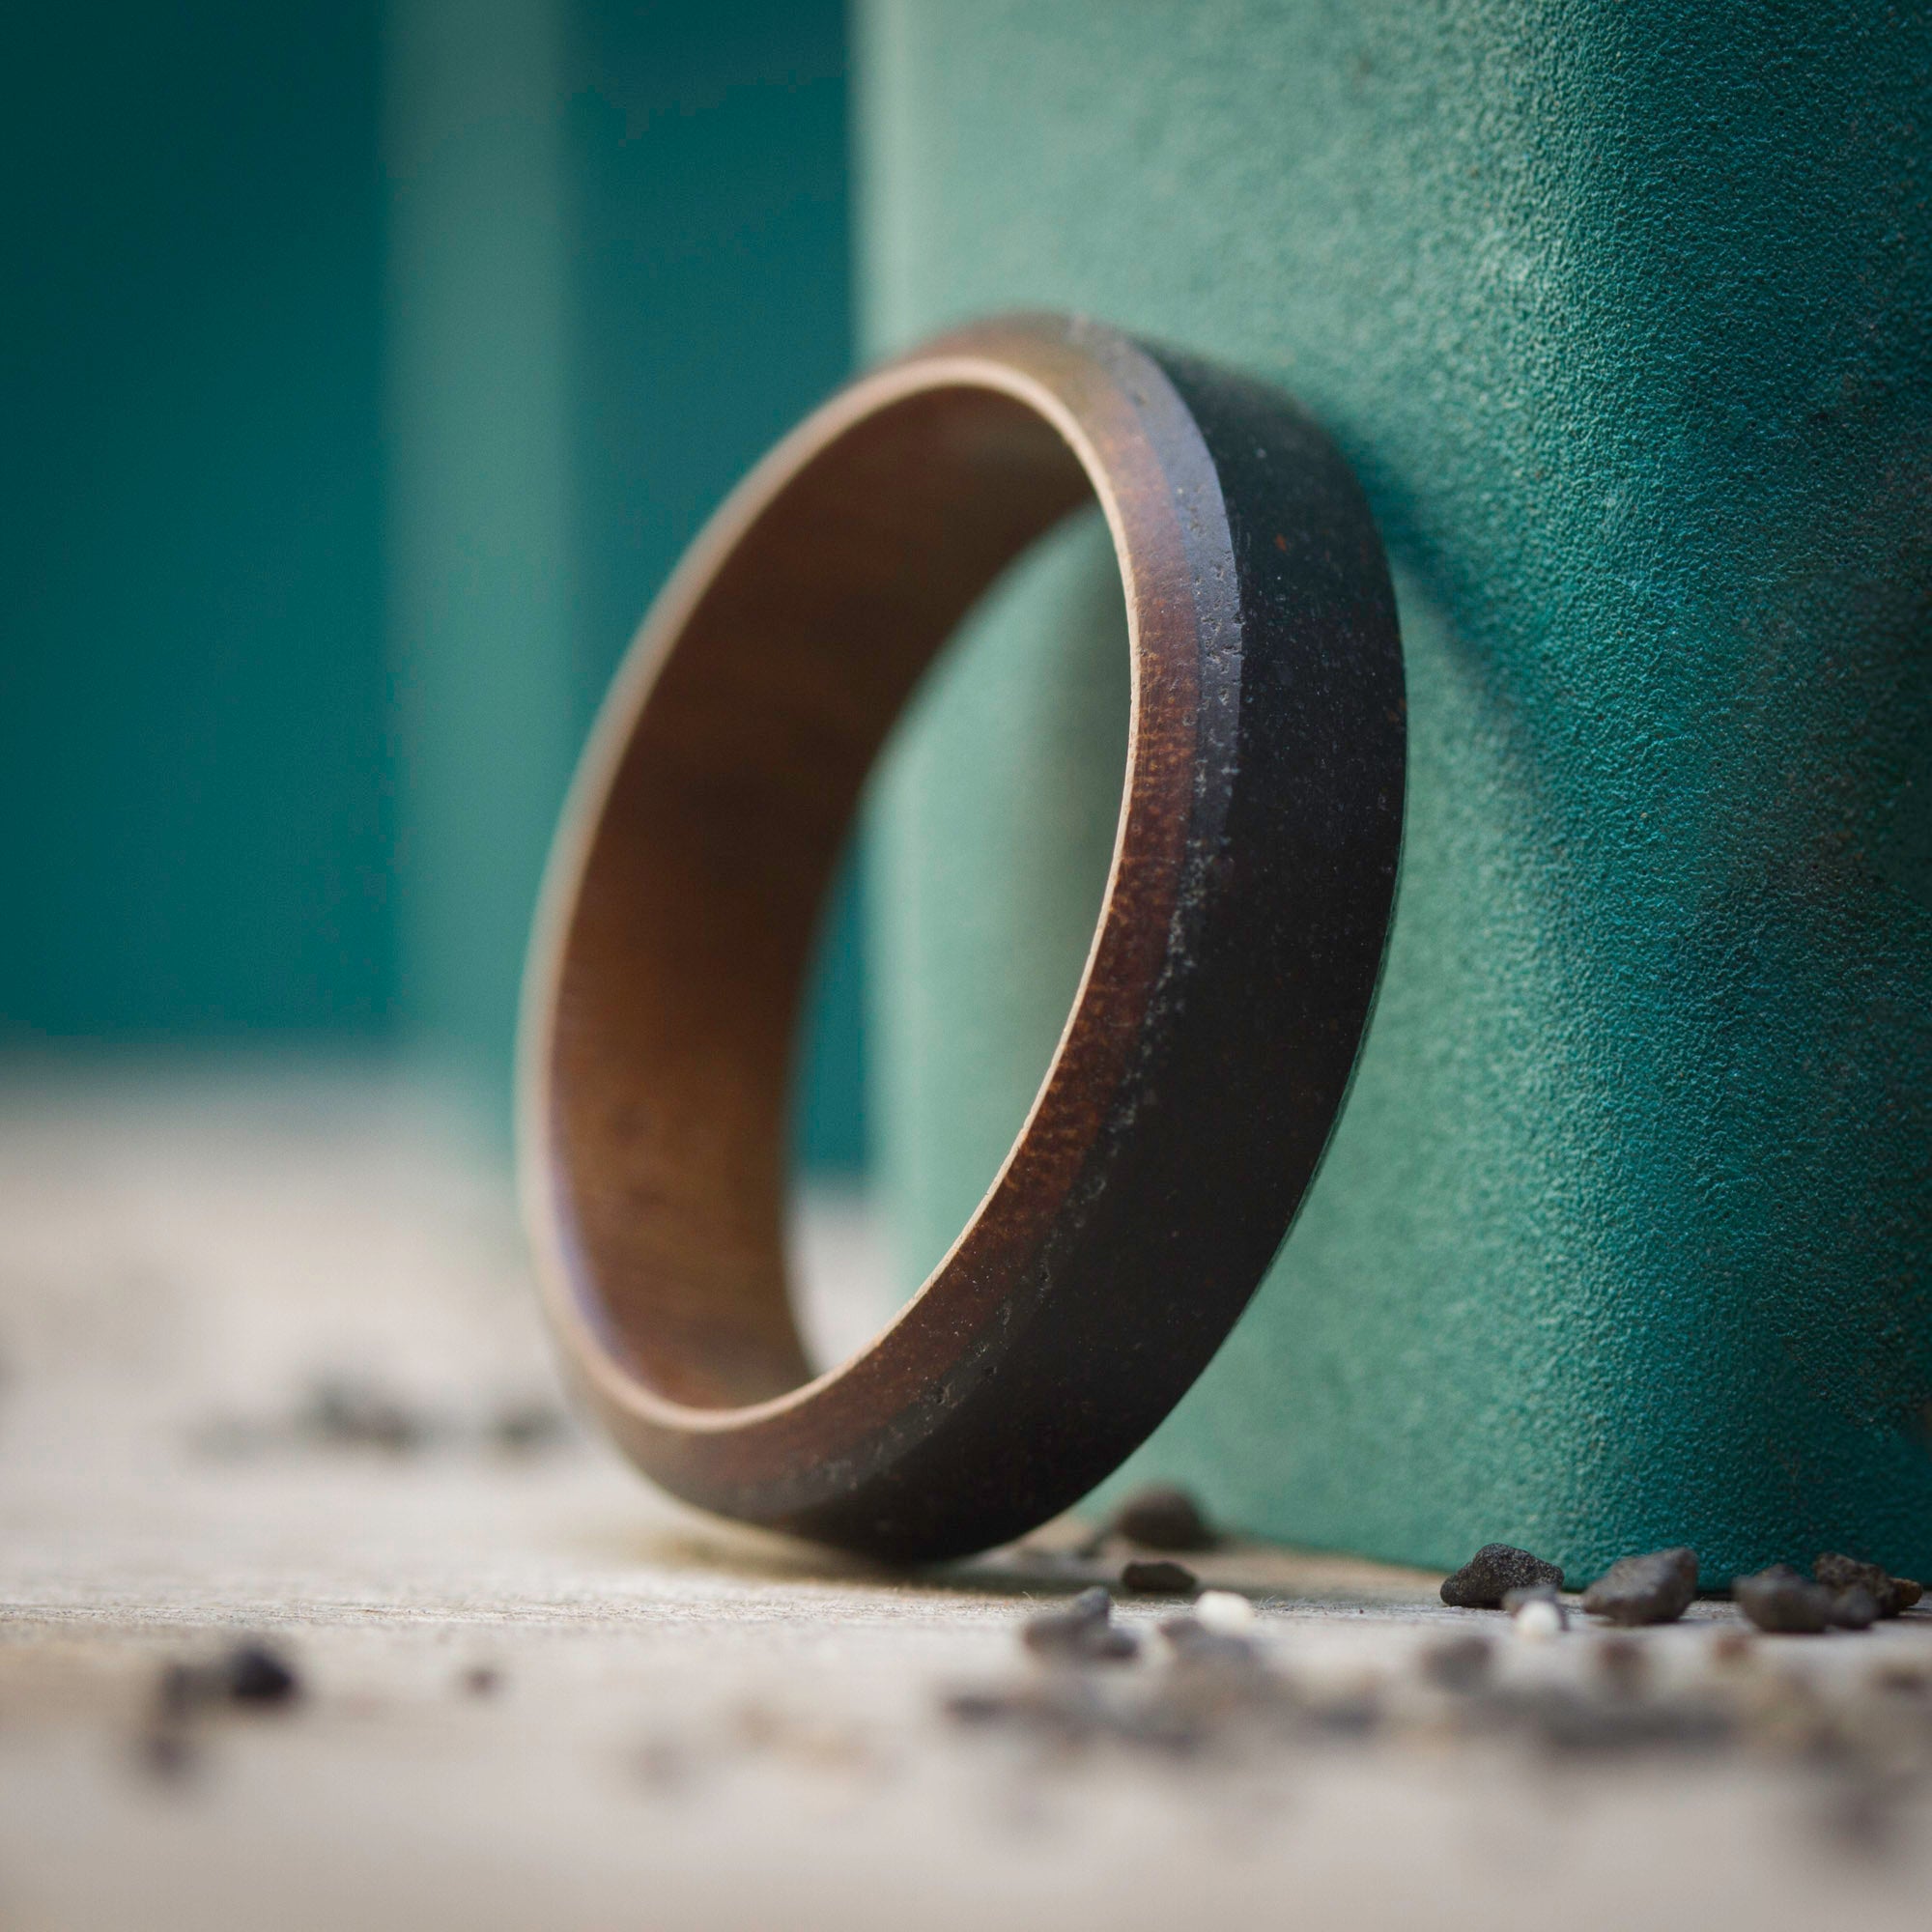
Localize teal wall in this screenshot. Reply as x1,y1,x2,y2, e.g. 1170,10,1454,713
2,4,391,1036
858,0,1932,1580
5,1,865,1167
566,5,866,1172
390,0,864,1163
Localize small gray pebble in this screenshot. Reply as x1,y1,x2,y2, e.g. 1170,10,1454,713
158,1639,300,1715
1120,1558,1199,1597
1733,1565,1845,1634
1814,1553,1923,1619
225,1642,300,1705
1827,1583,1880,1631
1110,1484,1217,1552
302,1374,424,1452
1582,1547,1698,1627
1157,1614,1260,1668
1440,1544,1564,1609
1022,1585,1140,1663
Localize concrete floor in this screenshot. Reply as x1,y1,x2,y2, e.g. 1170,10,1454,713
1,1061,1928,1931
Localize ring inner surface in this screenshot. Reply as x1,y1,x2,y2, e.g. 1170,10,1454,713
550,384,1096,1409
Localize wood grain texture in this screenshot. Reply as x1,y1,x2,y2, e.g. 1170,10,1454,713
522,314,1404,1558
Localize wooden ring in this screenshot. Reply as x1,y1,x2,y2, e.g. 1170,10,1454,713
520,313,1404,1560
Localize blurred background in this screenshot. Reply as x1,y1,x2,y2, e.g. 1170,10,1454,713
2,0,867,1173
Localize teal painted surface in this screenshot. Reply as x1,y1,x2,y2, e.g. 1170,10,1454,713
386,0,577,1105
2,4,391,1037
392,0,867,1160
858,0,1932,1581
5,2,866,1173
565,5,864,1170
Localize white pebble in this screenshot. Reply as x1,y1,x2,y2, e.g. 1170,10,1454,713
1514,1597,1567,1641
1193,1589,1258,1634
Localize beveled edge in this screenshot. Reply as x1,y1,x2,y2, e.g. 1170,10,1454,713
517,310,1401,1556
521,315,1219,1447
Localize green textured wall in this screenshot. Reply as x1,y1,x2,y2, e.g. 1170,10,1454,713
857,0,1932,1582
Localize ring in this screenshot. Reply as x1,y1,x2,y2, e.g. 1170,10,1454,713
520,312,1404,1560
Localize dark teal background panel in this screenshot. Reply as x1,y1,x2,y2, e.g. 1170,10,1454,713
3,0,867,1169
2,3,391,1036
567,5,865,1169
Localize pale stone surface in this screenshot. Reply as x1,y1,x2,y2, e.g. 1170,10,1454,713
1,1063,1929,1931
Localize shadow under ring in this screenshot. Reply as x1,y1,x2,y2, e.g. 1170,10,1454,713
520,312,1405,1560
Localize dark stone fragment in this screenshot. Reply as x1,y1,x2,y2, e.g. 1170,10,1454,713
152,1639,299,1740
1120,1558,1199,1597
1827,1585,1879,1631
1021,1585,1140,1663
1157,1614,1259,1669
1814,1552,1923,1619
1733,1565,1842,1634
302,1374,424,1453
460,1665,501,1697
224,1640,300,1704
1814,1551,1887,1596
1420,1634,1494,1691
1110,1484,1217,1552
1582,1547,1699,1627
1439,1544,1564,1608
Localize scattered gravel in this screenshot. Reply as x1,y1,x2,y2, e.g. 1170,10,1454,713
1828,1585,1881,1631
1021,1586,1140,1664
1815,1553,1924,1619
1582,1548,1699,1627
226,1642,301,1704
1440,1544,1564,1608
1108,1485,1218,1552
139,1638,302,1783
1120,1558,1200,1597
159,1639,302,1717
188,1374,572,1462
1733,1566,1861,1634
1156,1613,1261,1669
